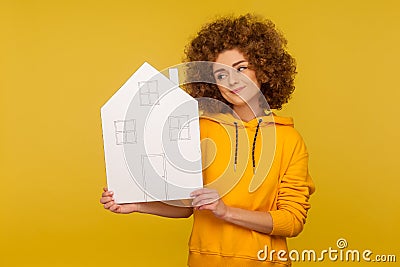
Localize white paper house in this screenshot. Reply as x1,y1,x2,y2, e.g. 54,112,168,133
101,62,203,204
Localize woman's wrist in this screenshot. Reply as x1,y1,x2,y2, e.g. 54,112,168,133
217,205,231,221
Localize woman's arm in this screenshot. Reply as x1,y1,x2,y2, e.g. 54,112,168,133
138,200,193,218
191,188,273,233
100,188,193,218
191,188,273,234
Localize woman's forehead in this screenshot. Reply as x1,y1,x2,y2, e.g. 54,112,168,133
215,49,247,64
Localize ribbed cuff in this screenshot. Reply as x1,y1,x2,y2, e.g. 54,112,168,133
269,210,293,236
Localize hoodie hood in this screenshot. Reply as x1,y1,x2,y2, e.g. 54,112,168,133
199,110,294,128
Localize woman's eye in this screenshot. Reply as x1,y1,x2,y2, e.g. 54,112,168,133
237,66,248,72
216,73,227,80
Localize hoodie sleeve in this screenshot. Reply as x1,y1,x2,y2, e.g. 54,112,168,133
268,129,315,237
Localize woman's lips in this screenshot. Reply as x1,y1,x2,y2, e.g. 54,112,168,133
231,86,245,94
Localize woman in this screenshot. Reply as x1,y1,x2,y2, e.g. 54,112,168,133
100,14,315,266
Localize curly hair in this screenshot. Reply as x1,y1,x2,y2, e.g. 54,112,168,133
183,14,296,110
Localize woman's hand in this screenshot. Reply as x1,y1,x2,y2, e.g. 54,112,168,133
100,187,139,214
190,188,228,219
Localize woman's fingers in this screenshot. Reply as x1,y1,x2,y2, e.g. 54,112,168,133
100,196,113,204
103,200,123,213
100,189,114,204
190,188,227,217
104,200,115,209
190,188,217,197
100,188,114,206
100,187,124,213
193,198,217,207
192,191,219,206
102,190,113,197
104,199,118,209
100,187,138,214
194,201,211,207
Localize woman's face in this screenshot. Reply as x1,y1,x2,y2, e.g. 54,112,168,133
213,49,261,108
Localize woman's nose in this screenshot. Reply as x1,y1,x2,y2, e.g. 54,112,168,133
228,70,239,86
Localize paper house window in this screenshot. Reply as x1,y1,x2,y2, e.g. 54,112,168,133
139,80,159,106
114,119,137,145
168,115,190,141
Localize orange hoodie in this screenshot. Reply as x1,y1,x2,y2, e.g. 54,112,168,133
188,112,315,267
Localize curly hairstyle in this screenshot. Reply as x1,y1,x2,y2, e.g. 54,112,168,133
183,14,296,110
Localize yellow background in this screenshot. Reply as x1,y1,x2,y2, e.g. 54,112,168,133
1,0,399,266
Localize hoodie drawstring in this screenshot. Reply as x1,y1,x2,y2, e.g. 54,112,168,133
233,118,262,174
252,119,262,174
234,122,238,171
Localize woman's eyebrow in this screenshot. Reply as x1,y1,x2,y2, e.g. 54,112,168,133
232,60,247,68
213,68,226,74
213,60,248,74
